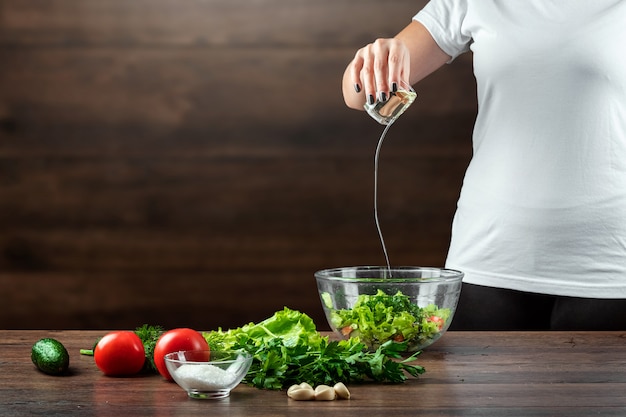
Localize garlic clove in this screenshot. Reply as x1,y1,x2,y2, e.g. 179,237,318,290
288,386,315,401
314,384,337,401
333,382,351,399
299,382,313,391
287,384,301,396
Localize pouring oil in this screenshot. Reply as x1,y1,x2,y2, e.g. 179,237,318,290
367,85,417,277
374,122,394,276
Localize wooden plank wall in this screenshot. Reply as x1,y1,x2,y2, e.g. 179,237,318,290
0,0,476,330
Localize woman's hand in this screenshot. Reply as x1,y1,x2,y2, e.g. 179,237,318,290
342,20,451,111
348,38,411,107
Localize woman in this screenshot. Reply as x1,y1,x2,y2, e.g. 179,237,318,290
342,0,626,330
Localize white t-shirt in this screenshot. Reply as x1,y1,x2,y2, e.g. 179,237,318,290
414,0,626,298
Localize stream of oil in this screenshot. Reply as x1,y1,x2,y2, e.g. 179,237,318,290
374,122,394,277
367,87,417,278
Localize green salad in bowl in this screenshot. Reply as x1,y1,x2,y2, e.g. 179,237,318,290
315,267,463,353
323,290,451,351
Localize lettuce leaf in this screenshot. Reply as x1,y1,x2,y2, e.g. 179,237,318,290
203,307,424,390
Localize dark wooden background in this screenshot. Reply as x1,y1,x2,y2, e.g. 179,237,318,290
0,0,476,330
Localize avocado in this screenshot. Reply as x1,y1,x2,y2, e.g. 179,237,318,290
31,338,70,375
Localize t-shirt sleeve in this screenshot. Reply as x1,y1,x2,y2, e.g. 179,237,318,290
413,0,472,61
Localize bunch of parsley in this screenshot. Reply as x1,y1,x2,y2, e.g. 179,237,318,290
134,324,164,373
203,308,424,390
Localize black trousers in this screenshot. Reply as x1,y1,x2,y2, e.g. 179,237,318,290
449,283,626,331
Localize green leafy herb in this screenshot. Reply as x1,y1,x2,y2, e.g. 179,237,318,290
134,324,164,373
203,307,424,390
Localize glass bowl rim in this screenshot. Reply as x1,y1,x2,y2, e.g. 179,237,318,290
164,350,251,366
314,266,464,283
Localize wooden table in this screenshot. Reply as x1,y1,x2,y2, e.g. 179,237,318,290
2,330,625,416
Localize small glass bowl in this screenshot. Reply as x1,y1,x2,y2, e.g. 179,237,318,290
164,350,253,399
364,81,417,125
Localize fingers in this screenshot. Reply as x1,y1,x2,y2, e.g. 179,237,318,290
388,40,409,93
350,53,364,93
372,40,391,103
350,38,409,106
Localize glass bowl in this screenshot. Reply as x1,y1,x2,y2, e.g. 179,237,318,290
315,266,463,353
164,350,253,399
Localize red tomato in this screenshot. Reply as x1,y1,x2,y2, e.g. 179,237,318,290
153,328,209,380
94,331,145,376
428,315,445,331
340,325,353,337
392,334,405,342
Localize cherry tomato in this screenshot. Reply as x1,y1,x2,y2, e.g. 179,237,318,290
153,328,209,380
94,331,145,376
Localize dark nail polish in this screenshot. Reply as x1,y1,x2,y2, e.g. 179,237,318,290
379,92,387,102
354,83,362,93
392,82,398,93
368,94,375,105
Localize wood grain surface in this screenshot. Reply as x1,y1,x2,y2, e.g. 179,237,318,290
2,331,626,416
0,0,476,330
